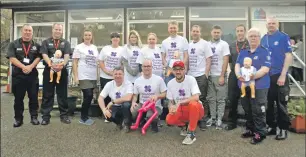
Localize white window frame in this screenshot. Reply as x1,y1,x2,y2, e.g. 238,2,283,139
127,7,187,43
14,10,66,40
68,9,124,48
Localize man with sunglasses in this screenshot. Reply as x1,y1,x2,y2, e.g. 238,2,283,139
166,61,204,145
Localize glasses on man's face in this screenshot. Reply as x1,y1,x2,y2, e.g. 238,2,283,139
142,65,152,68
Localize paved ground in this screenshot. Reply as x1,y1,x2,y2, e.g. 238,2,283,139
1,91,305,157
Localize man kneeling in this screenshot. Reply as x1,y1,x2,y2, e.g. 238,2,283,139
98,67,133,132
166,61,204,145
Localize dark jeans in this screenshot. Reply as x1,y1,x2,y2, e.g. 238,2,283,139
41,67,68,120
195,75,209,120
106,102,132,126
12,72,39,121
241,87,268,136
81,88,94,121
267,74,291,130
100,77,112,107
227,71,240,125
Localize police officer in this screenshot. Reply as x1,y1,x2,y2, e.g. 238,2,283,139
261,17,292,140
236,28,271,144
6,24,41,127
40,23,72,125
225,24,249,130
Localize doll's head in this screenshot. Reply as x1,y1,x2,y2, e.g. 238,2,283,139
243,57,252,68
54,50,63,58
173,51,180,59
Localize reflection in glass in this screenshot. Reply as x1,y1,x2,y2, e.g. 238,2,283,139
190,8,246,18
15,12,65,23
190,21,246,44
69,9,123,21
128,8,185,20
129,23,184,44
17,26,52,44
70,23,123,47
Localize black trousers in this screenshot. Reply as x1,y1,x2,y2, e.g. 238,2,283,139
291,67,303,82
41,67,68,120
106,102,132,126
12,72,39,121
241,87,268,136
267,74,291,130
100,77,112,107
195,74,209,120
227,71,241,125
81,88,94,121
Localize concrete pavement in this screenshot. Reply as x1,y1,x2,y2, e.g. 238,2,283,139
1,92,305,157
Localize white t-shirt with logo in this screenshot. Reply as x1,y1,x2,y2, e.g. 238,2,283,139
136,46,163,77
134,74,167,109
121,45,141,83
188,39,213,77
72,43,99,80
167,75,201,104
208,40,230,76
241,66,257,82
161,35,189,63
98,45,123,79
100,80,133,106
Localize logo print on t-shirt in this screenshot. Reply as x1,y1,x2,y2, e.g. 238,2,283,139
88,50,94,55
179,89,185,96
115,92,121,98
111,52,117,57
211,47,216,54
171,42,177,48
154,53,160,58
133,51,139,56
144,85,152,92
190,48,196,54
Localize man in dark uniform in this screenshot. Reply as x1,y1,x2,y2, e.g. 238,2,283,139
225,24,249,130
40,23,72,125
6,24,41,127
261,17,292,140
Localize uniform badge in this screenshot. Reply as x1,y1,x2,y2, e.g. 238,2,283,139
17,48,22,51
61,42,65,46
261,106,265,113
32,46,37,50
274,41,279,45
49,43,53,46
253,56,258,60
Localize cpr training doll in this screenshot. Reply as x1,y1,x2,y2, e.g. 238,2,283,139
49,50,64,84
240,57,257,98
166,51,181,77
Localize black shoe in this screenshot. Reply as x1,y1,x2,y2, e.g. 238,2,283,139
41,119,50,125
31,117,40,125
241,130,254,138
267,127,277,135
275,129,288,140
225,124,237,131
250,133,265,144
199,121,207,131
60,117,71,124
151,120,159,133
13,120,23,128
122,124,130,133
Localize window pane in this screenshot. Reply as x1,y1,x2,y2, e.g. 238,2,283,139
190,21,247,44
129,23,184,44
17,26,52,44
281,22,304,39
190,8,246,18
128,8,185,20
69,9,123,21
15,12,65,23
70,22,123,47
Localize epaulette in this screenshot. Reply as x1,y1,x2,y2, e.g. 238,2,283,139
279,31,289,36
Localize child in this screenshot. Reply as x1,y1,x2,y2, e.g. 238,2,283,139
164,51,181,84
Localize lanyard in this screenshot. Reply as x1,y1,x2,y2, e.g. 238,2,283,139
54,39,60,50
236,41,246,53
22,42,31,58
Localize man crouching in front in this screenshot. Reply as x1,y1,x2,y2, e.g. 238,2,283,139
166,61,204,145
98,66,133,133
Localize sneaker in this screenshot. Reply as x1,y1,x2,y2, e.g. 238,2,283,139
216,120,223,130
241,130,254,138
180,126,188,136
182,133,196,145
275,129,288,140
250,133,265,144
267,127,276,135
199,121,207,131
60,117,71,124
79,118,94,125
206,118,216,127
225,124,237,131
151,120,159,133
104,119,110,123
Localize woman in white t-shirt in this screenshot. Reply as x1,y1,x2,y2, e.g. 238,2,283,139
98,32,123,122
72,30,99,125
121,30,142,83
136,33,163,77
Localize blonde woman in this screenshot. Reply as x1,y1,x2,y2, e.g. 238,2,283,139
121,30,142,83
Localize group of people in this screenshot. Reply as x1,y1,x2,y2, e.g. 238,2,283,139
7,17,293,145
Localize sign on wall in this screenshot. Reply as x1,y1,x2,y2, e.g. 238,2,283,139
252,7,305,22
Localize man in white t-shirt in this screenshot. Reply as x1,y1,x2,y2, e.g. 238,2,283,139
187,25,213,131
98,67,133,133
161,20,189,69
206,25,230,130
131,59,167,132
166,61,204,145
